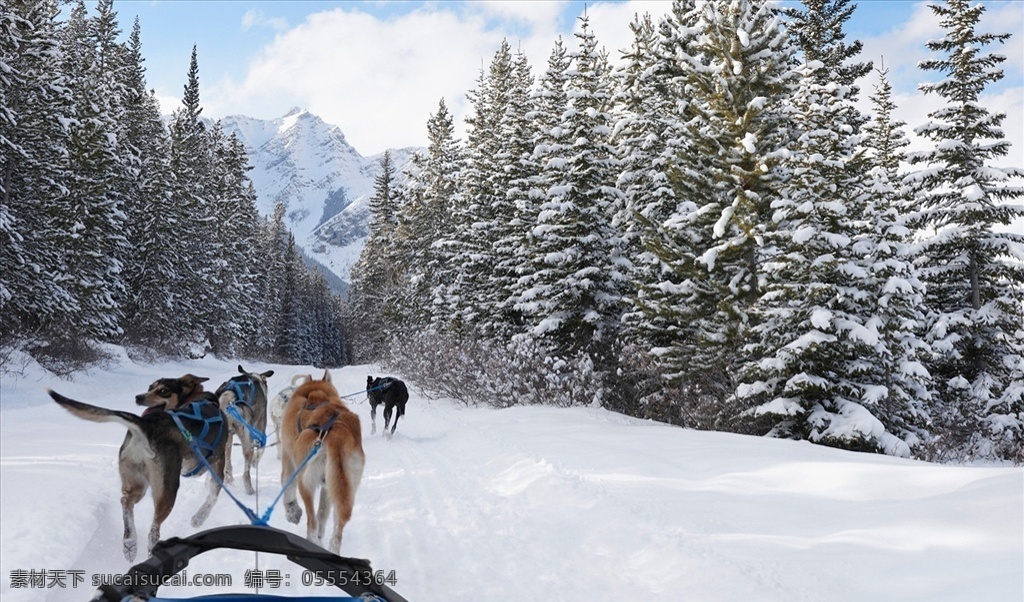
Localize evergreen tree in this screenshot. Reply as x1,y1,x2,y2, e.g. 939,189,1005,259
489,49,538,339
454,42,536,338
395,99,463,328
861,65,933,449
167,45,216,350
516,16,625,366
349,151,402,360
782,0,872,91
506,37,571,336
57,0,129,342
907,0,1024,460
271,232,304,361
862,63,910,182
257,202,290,356
0,0,77,344
368,151,399,235
118,18,189,350
613,11,689,351
637,0,796,398
738,58,930,454
205,123,261,356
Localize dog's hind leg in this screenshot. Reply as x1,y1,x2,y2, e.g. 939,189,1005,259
190,453,224,528
325,449,363,553
281,452,303,524
223,430,236,485
148,476,179,555
120,478,146,562
382,405,392,437
118,436,148,562
298,477,321,546
316,487,330,542
240,434,256,495
390,404,404,437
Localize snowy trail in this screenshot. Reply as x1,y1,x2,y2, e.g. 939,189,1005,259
2,357,1022,601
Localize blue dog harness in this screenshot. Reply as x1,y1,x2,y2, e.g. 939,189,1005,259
168,398,224,477
215,376,268,447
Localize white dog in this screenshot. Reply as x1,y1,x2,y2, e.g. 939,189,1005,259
269,373,312,457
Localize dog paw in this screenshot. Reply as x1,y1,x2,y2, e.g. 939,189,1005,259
285,501,302,524
123,540,137,563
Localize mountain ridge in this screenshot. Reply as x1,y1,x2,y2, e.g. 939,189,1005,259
219,108,418,291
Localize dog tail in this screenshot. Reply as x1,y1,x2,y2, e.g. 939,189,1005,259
48,389,146,435
290,374,312,387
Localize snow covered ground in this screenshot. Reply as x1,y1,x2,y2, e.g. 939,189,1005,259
1,351,1021,601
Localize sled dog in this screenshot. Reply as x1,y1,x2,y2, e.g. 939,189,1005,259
366,375,409,438
215,365,274,495
48,375,226,561
281,369,364,553
269,373,313,457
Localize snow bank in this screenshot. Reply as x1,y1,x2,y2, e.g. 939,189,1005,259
1,352,1021,601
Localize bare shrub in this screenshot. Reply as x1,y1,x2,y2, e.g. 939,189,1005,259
383,330,602,408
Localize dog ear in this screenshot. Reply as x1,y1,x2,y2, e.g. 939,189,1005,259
367,375,373,385
237,364,246,374
322,369,332,383
181,374,209,386
261,370,275,379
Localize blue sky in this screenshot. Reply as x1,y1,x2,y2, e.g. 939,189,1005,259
95,1,1022,159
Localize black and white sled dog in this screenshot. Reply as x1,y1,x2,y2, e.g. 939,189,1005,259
215,365,274,495
366,375,409,438
48,375,227,561
269,373,312,457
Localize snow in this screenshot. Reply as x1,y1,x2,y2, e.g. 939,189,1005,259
741,132,757,154
792,225,817,244
737,29,750,48
810,308,833,330
2,352,1022,602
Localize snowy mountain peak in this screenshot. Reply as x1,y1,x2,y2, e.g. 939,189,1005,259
219,109,418,288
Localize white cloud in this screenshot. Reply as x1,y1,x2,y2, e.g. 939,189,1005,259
584,0,672,57
199,1,685,155
240,8,288,33
472,0,566,28
197,0,1019,168
205,4,589,155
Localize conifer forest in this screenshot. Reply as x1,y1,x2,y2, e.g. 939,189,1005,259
3,0,1022,462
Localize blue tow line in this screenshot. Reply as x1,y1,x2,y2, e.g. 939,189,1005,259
221,379,268,447
172,381,391,526
176,422,323,526
344,383,390,398
257,440,323,525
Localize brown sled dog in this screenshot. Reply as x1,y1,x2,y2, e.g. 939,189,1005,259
48,375,226,562
281,369,364,553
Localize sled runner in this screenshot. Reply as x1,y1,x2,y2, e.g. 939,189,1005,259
90,524,408,602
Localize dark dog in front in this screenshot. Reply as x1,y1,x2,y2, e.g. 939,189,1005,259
48,375,226,562
366,375,409,437
216,364,274,495
281,369,364,553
